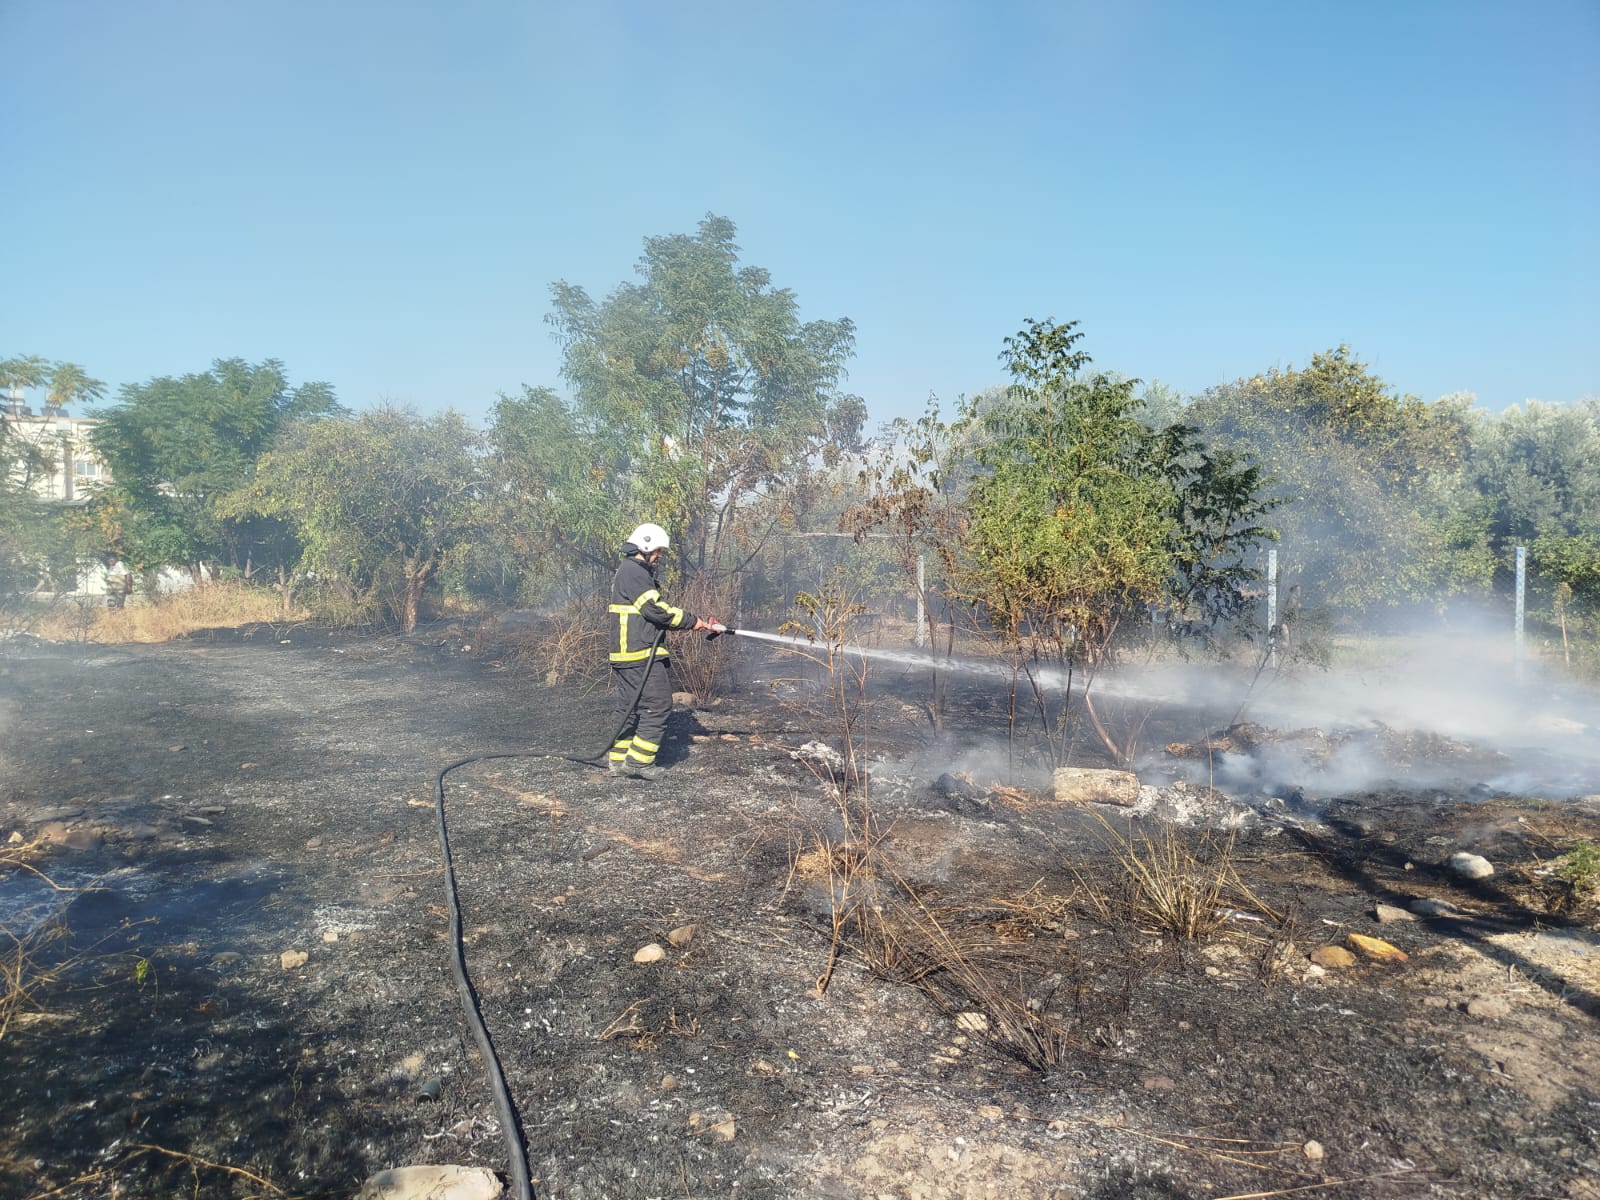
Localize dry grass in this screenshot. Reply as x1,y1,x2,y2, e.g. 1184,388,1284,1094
1083,812,1279,941
31,584,301,644
0,920,70,1047
500,600,607,687
20,1143,288,1200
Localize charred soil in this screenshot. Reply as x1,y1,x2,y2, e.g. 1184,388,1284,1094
1,628,1598,1199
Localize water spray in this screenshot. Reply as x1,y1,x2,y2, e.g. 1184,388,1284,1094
721,626,1166,705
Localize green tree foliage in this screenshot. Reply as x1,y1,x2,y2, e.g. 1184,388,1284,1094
232,408,482,632
1184,347,1480,613
89,358,342,573
0,355,51,398
546,214,865,575
852,320,1277,762
1467,399,1600,620
964,319,1175,661
478,385,622,604
45,362,106,412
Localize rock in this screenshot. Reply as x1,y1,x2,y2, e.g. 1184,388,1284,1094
322,931,340,943
1140,1074,1176,1091
976,1104,1005,1120
1448,852,1495,880
1304,963,1327,979
1345,933,1409,963
356,1165,502,1200
1466,994,1512,1019
181,815,213,827
1052,767,1141,807
1309,945,1357,969
954,1011,989,1033
39,821,74,843
1410,897,1464,918
33,807,84,822
660,1074,677,1091
1303,1140,1325,1161
849,1064,874,1076
667,923,698,948
280,950,309,970
633,942,666,964
125,824,160,840
5,831,21,845
672,691,697,708
1372,904,1415,924
197,805,225,815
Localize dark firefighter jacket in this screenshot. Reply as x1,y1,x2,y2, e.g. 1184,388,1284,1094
608,555,698,663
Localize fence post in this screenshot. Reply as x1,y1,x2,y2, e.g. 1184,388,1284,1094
1514,544,1526,676
1267,547,1278,669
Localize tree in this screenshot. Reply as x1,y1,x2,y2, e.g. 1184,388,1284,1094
477,385,625,604
1184,347,1479,615
1468,399,1600,625
45,362,106,412
547,214,865,576
231,408,482,632
89,358,342,575
0,355,51,401
850,320,1277,763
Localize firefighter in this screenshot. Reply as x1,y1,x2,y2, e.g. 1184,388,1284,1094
607,523,714,779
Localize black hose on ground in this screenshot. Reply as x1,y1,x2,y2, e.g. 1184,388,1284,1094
428,628,667,1198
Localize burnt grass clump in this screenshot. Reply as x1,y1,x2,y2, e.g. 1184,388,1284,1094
1,627,1598,1199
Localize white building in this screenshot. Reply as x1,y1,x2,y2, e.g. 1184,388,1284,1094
2,393,110,502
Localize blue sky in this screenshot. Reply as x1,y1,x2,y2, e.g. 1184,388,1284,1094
4,0,1596,430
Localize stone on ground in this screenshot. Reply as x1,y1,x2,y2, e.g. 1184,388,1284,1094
356,1164,502,1199
1345,932,1408,963
1052,767,1140,807
1448,852,1495,880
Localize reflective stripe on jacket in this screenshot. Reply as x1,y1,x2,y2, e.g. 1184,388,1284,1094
609,556,697,663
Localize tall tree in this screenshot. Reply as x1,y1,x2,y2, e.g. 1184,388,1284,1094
547,214,865,575
1467,399,1600,612
0,355,51,402
230,408,482,632
44,361,107,412
89,358,342,574
1184,347,1478,614
478,385,623,603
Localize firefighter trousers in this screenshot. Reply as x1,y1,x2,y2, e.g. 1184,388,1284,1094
609,658,673,767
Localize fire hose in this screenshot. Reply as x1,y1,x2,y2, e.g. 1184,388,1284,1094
430,622,731,1199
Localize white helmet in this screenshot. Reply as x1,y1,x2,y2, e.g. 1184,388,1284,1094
626,522,670,554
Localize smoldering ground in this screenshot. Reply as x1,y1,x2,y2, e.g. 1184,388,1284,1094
1,626,1597,1200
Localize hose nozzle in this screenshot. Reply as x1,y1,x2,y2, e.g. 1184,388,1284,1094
706,622,732,640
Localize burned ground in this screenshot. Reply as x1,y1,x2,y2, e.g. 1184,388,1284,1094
1,628,1598,1199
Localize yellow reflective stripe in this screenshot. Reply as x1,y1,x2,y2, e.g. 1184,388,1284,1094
630,736,660,753
637,588,661,606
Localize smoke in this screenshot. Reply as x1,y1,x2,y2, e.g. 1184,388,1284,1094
1127,622,1600,800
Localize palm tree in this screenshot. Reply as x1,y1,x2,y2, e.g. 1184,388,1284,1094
45,361,107,413
0,355,51,408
